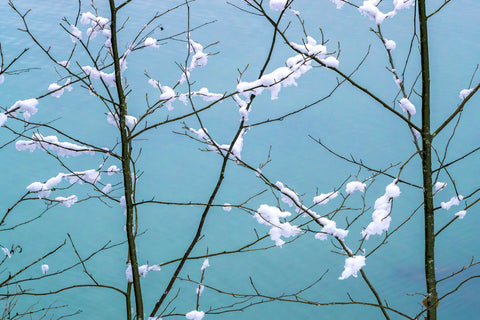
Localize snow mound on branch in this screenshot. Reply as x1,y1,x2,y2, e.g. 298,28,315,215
144,37,159,48
48,78,73,98
55,195,78,207
455,210,467,219
201,258,210,272
254,204,302,247
237,36,337,100
125,263,161,282
339,255,366,280
399,98,416,116
358,0,414,25
8,98,39,121
434,182,447,192
384,39,396,50
70,25,82,43
276,181,301,208
186,310,205,320
361,181,400,240
1,248,10,258
0,113,6,127
459,88,473,100
269,0,287,11
346,181,366,194
441,195,463,210
16,133,94,157
330,0,345,9
107,112,137,130
313,191,338,205
41,264,49,275
315,217,349,241
189,127,246,161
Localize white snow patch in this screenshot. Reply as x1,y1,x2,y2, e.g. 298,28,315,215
399,97,416,116
434,182,447,192
144,37,159,48
186,310,205,320
441,195,463,210
339,255,366,280
455,210,467,219
269,0,287,11
8,98,39,121
55,195,78,207
70,25,82,42
254,204,301,246
2,248,11,258
384,39,396,50
41,264,49,275
459,88,473,100
346,181,366,194
313,191,338,205
330,0,345,9
0,113,6,127
361,181,400,240
201,258,210,272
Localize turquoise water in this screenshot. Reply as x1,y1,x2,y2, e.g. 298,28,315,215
1,1,479,319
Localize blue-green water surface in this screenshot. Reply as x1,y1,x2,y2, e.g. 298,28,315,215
1,1,479,319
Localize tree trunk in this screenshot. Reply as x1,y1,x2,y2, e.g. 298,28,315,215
418,1,437,319
108,1,144,319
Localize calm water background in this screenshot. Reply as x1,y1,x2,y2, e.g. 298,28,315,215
1,1,479,319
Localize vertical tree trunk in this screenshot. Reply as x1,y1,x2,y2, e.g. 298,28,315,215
108,1,144,319
418,1,437,319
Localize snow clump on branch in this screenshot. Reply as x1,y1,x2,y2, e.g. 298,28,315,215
25,169,105,199
237,36,338,100
313,191,338,205
0,113,6,127
330,0,345,9
55,195,78,207
80,12,110,39
339,255,366,280
189,39,208,70
253,204,302,247
273,182,348,242
146,37,222,111
434,182,447,193
441,195,463,210
16,133,94,157
48,78,73,98
107,112,138,130
269,0,287,11
384,38,396,50
144,37,159,48
2,248,11,258
346,181,367,194
189,127,246,161
361,181,400,240
201,258,210,272
276,181,301,208
70,25,82,43
41,264,49,275
315,217,349,241
455,210,467,219
399,97,416,116
81,65,116,87
8,98,39,121
185,310,205,320
459,88,473,100
358,0,415,25
125,263,161,282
